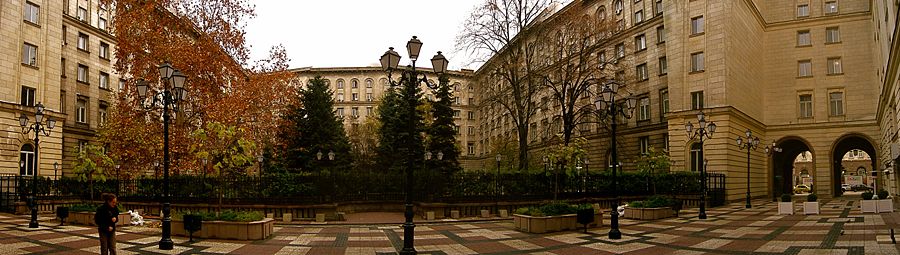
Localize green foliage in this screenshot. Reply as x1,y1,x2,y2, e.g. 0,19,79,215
629,195,674,208
70,203,97,212
878,189,889,199
190,121,257,177
376,73,425,175
426,74,462,176
807,193,817,202
175,210,264,222
862,191,874,200
781,193,792,202
71,144,114,200
278,76,352,173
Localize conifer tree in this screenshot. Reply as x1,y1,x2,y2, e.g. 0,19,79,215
279,76,351,173
426,75,462,176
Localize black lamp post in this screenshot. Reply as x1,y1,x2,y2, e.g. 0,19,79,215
19,103,56,229
380,36,447,255
495,153,501,214
685,110,716,220
115,164,121,196
136,62,188,250
736,129,760,208
765,142,782,200
593,80,637,240
257,155,264,176
53,162,59,180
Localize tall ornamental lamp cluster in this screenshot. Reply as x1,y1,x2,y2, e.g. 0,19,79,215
19,102,57,228
685,110,716,219
593,80,636,240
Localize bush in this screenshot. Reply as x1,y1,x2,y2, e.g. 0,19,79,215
781,194,792,202
628,195,674,208
175,210,264,222
807,193,817,202
878,189,889,199
862,191,874,200
540,202,577,216
70,203,96,212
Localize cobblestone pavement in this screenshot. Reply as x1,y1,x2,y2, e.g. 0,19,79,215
1,199,899,254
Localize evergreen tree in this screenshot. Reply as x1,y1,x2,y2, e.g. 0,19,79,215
376,73,425,175
427,74,462,176
279,76,351,173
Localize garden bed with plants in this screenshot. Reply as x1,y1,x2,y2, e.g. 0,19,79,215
65,203,131,227
513,203,602,234
171,210,274,240
624,195,676,220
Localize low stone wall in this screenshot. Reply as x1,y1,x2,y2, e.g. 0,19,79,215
66,211,132,227
171,218,275,240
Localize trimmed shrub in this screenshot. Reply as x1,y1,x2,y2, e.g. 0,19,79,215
807,193,817,202
862,191,874,200
878,189,889,199
781,194,792,202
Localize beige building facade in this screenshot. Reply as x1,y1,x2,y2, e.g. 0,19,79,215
0,0,120,178
875,0,900,197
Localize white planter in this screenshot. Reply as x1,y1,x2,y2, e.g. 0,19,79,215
778,202,794,215
877,199,894,213
803,202,819,215
861,200,878,213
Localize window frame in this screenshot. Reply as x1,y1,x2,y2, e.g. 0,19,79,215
76,97,88,124
635,34,647,51
634,10,644,24
798,60,812,77
827,57,842,75
658,57,667,75
21,86,36,107
691,16,704,35
691,91,704,110
799,94,813,118
690,52,705,72
638,96,651,121
99,42,110,59
826,27,841,44
829,91,844,116
24,1,40,25
636,63,649,81
99,72,109,89
656,26,665,44
77,64,89,83
77,33,89,51
797,30,811,47
797,4,810,18
22,43,38,67
824,1,838,15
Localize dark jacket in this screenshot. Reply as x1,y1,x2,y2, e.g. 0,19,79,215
95,203,119,233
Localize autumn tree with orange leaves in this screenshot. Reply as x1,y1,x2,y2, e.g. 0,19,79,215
97,0,293,178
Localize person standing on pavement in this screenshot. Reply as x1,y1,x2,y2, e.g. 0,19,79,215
95,193,119,255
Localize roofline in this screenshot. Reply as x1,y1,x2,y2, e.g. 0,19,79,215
288,66,475,76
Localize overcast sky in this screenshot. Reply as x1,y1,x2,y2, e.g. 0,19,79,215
245,0,485,71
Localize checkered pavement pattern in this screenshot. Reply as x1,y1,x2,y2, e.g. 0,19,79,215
1,199,899,254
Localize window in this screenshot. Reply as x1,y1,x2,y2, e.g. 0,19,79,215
638,97,650,121
652,0,663,15
634,10,644,24
468,111,475,120
635,34,646,51
691,91,704,110
598,50,607,65
827,57,842,74
62,26,67,45
77,33,88,51
824,1,838,14
99,42,109,59
22,43,37,66
799,94,813,118
468,126,475,135
61,91,66,113
454,97,461,105
617,19,625,31
597,6,607,19
99,72,109,89
76,98,87,123
336,107,344,117
454,110,461,118
615,43,625,59
366,79,373,88
636,63,648,81
337,80,344,89
614,0,623,14
657,26,665,43
690,143,703,172
351,107,359,117
352,93,359,101
366,93,373,101
691,16,704,35
77,7,87,21
797,30,811,46
467,143,476,155
78,140,88,153
61,58,66,77
366,106,373,115
118,79,125,90
639,136,650,155
660,89,669,113
454,125,460,134
77,64,88,83
468,97,474,105
99,103,108,126
797,4,809,17
21,86,35,107
826,27,841,43
351,80,358,88
20,144,35,176
336,93,344,102
24,2,39,24
798,60,812,77
690,52,704,72
658,57,667,75
829,92,844,116
663,133,669,151
98,17,107,31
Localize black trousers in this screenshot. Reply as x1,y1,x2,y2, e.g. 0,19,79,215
99,230,116,255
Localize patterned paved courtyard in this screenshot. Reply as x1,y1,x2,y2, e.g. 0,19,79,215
1,199,899,254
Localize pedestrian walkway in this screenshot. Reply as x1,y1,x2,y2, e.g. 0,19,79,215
1,199,899,254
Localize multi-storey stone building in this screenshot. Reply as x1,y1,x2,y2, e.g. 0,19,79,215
289,67,482,169
875,0,899,196
466,0,885,201
1,0,120,178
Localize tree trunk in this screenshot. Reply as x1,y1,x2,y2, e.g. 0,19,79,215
517,125,529,171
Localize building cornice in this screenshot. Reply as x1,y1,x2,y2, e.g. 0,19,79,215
63,14,116,43
289,66,475,78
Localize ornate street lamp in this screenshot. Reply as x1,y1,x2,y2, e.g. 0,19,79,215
20,102,56,228
593,80,636,239
379,36,447,255
115,164,121,196
685,110,716,219
765,142,782,201
257,155,265,176
53,162,59,180
136,62,189,250
736,129,760,208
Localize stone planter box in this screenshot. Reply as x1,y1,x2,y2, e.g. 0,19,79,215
69,211,132,227
878,199,894,213
803,202,819,215
623,207,673,220
172,218,274,241
861,200,878,213
513,213,602,234
777,202,794,215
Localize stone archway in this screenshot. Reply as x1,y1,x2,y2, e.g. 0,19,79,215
771,137,814,201
831,134,878,197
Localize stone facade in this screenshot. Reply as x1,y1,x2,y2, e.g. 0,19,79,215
874,0,900,198
0,0,119,178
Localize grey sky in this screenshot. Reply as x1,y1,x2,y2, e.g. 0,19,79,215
245,0,484,71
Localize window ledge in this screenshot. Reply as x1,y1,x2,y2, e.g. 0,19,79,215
689,32,705,38
657,41,665,45
658,73,668,77
24,20,41,28
825,41,842,45
796,44,812,48
798,116,814,119
99,87,112,92
635,48,647,54
826,73,844,76
77,48,91,54
689,70,705,74
21,63,39,70
99,56,110,62
77,80,90,85
796,75,813,79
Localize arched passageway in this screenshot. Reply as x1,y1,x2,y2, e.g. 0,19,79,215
831,135,877,197
771,138,813,200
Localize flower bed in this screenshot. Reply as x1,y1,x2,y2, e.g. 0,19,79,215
171,210,273,240
65,204,131,227
512,203,602,234
624,196,675,220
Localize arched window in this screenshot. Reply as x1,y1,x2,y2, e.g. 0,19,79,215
614,0,623,14
857,167,867,176
365,79,373,88
690,143,703,172
336,79,344,89
597,5,607,20
351,79,359,89
20,144,35,176
453,82,461,92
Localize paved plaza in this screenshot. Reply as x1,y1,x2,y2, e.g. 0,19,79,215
1,199,899,254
